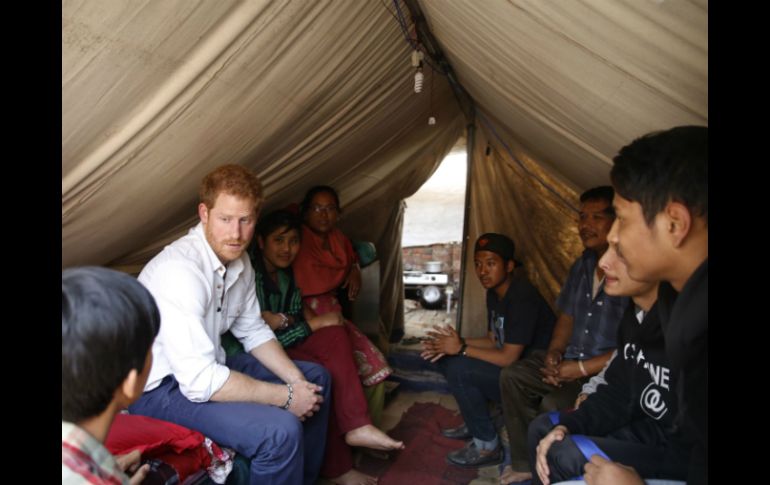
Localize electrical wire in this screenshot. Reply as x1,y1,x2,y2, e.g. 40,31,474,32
392,0,419,50
381,0,577,213
381,0,445,75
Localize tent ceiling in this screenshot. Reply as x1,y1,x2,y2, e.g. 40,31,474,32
62,0,707,339
422,0,707,190
63,0,464,268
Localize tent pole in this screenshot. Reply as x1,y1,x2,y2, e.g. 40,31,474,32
455,112,475,335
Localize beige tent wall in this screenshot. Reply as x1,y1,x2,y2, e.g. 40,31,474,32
63,1,461,268
421,0,708,191
415,0,708,336
63,0,464,349
63,0,707,343
460,114,583,337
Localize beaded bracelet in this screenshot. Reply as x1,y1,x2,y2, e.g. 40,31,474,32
280,382,294,410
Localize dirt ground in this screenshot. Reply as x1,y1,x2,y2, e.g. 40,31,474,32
398,298,458,347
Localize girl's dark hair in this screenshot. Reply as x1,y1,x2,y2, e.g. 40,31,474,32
257,209,302,239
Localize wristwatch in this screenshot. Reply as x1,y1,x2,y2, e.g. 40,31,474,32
459,338,467,356
277,313,290,330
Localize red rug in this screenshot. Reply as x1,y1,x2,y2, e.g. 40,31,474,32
357,402,479,484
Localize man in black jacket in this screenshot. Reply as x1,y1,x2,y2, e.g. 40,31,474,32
529,245,688,485
609,126,707,485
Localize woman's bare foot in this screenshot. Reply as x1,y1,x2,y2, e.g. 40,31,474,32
499,465,532,484
330,468,378,485
345,424,405,450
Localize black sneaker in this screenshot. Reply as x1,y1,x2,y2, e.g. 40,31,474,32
440,423,471,440
446,441,503,468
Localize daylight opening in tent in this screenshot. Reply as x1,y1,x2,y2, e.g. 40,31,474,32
400,141,467,342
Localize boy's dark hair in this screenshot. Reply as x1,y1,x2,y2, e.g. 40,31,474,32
257,209,302,240
300,185,341,217
611,125,707,226
579,186,615,217
62,267,160,423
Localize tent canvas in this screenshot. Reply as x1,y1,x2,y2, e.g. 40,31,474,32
63,0,707,340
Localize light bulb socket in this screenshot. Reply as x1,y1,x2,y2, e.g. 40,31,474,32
411,50,424,67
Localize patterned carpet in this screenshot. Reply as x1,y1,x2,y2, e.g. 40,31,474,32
357,402,479,484
387,348,451,393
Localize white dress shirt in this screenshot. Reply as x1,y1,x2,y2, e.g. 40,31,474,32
138,222,275,402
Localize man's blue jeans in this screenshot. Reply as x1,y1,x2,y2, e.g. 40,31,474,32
129,353,331,485
437,354,502,443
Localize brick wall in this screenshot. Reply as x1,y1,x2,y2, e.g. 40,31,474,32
403,242,463,290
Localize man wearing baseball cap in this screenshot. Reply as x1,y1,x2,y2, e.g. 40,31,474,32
422,233,556,468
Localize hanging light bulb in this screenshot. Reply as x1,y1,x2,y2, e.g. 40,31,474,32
427,59,435,124
414,67,424,93
411,49,425,93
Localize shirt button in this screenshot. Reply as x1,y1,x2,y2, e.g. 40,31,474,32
587,312,592,317
586,293,590,298
584,329,589,334
217,285,222,289
580,353,585,358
